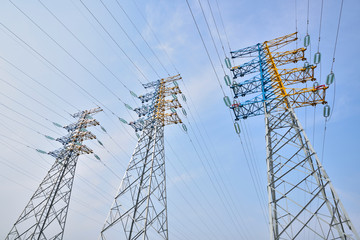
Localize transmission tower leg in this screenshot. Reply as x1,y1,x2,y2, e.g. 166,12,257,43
264,99,360,240
101,123,168,240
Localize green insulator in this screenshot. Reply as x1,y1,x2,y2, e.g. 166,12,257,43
80,128,88,132
182,123,187,132
45,135,55,141
225,57,232,69
36,149,47,154
304,34,310,47
172,94,177,100
234,122,241,134
101,126,107,133
97,140,104,146
304,61,309,68
75,142,82,146
53,122,62,128
314,52,321,64
94,154,101,161
136,133,140,139
233,99,238,105
182,108,187,116
173,81,178,87
224,75,231,86
326,72,335,85
125,103,133,110
130,91,137,98
170,108,176,113
223,96,231,107
182,94,187,102
85,115,93,119
323,104,330,118
313,81,319,90
118,117,127,124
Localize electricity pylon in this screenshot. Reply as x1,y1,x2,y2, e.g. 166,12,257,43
6,107,102,240
226,33,359,240
100,75,184,240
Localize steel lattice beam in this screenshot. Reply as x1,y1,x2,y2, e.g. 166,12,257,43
101,75,184,240
6,108,102,240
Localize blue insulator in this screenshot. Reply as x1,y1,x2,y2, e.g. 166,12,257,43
225,57,232,69
326,72,335,85
173,81,178,87
304,61,309,68
94,154,101,160
172,94,177,99
304,34,310,47
314,52,321,64
323,104,330,118
182,94,187,102
223,96,231,107
170,108,176,113
224,75,231,86
234,122,241,134
182,108,187,116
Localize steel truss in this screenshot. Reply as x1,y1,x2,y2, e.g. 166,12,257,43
101,75,183,240
228,33,359,239
5,107,102,240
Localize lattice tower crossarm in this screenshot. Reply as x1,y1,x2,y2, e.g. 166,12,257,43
100,75,183,240
227,33,359,239
5,107,102,240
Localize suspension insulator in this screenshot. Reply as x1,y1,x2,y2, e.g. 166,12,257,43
313,81,319,89
172,94,177,99
225,57,232,69
224,75,231,86
323,104,330,118
314,52,321,64
304,34,310,47
118,117,127,124
136,133,140,139
182,108,187,116
45,135,55,141
101,126,107,133
94,154,101,161
173,81,178,87
125,103,133,110
223,96,231,107
97,140,104,146
304,61,309,68
182,94,187,102
182,123,188,132
326,72,335,85
233,99,238,105
170,108,176,113
234,122,241,134
130,91,137,98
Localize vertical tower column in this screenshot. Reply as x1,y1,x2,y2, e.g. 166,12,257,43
101,75,184,240
6,107,102,240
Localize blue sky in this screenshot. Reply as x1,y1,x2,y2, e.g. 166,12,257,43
0,0,359,239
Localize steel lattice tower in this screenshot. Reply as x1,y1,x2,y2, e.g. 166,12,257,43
6,107,102,240
100,75,183,240
226,33,359,240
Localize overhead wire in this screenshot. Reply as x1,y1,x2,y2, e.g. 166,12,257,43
78,0,150,83
196,0,268,226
